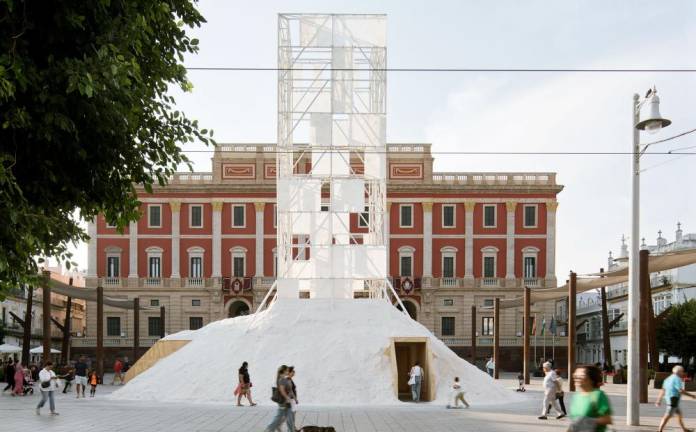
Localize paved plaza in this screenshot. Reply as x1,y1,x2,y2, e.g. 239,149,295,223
1,375,694,431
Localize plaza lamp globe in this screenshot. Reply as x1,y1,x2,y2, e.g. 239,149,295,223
636,87,672,134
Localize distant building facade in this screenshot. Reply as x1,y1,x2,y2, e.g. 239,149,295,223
79,143,564,370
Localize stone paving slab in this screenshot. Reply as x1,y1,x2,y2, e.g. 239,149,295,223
1,377,694,432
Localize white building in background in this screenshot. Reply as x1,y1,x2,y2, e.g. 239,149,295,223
607,223,696,366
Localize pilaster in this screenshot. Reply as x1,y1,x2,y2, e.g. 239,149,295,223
385,202,391,275
464,201,475,287
422,202,433,278
87,218,98,278
254,202,265,277
505,201,517,284
128,221,138,282
170,200,181,279
212,201,223,278
545,201,558,284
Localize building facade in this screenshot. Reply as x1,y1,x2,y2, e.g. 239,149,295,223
606,224,696,366
79,143,564,370
1,268,86,363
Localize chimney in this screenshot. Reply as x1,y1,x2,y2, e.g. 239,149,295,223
676,222,683,243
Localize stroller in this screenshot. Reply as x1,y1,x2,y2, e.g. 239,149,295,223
22,372,35,395
516,373,526,392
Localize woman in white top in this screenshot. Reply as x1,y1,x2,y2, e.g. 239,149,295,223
447,377,469,409
36,361,59,415
408,361,424,402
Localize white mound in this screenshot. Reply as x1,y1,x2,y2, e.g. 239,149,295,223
112,299,519,406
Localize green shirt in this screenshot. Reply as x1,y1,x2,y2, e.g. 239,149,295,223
569,389,612,432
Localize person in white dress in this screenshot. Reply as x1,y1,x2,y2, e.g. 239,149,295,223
408,362,424,402
36,361,59,415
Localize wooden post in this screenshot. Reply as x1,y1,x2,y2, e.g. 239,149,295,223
62,296,72,364
493,297,500,379
639,249,649,403
133,298,140,362
599,268,612,368
96,285,104,380
523,286,531,384
568,272,577,391
22,286,33,364
42,271,52,365
159,306,166,338
470,305,477,365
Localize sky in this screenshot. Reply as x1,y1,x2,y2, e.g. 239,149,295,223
66,0,696,281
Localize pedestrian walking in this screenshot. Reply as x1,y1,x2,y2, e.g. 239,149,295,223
89,370,98,397
112,357,123,385
236,361,257,406
286,366,298,427
538,361,564,419
568,365,612,431
408,361,424,402
551,369,567,416
486,357,495,377
656,365,696,432
3,359,15,393
73,356,89,398
36,361,60,416
264,365,292,432
446,377,469,409
13,362,25,396
61,364,74,394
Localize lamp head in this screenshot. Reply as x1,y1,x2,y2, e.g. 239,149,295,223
636,87,671,134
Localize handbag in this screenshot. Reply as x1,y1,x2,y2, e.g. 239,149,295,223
407,376,416,386
271,386,283,404
41,381,50,389
233,383,241,396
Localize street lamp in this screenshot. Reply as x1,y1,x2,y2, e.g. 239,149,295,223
627,87,671,426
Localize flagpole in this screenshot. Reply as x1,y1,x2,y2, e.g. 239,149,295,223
534,313,537,369
552,315,556,362
542,314,546,361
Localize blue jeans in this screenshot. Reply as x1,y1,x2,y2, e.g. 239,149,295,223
264,404,289,432
285,407,296,431
411,376,422,401
37,390,55,412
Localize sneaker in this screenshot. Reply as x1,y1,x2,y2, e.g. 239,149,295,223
538,416,547,420
556,414,566,419
50,412,59,416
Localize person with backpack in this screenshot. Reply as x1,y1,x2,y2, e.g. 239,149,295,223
568,365,613,432
264,365,292,432
656,365,696,432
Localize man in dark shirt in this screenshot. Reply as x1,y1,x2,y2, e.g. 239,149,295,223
3,359,15,393
73,356,89,398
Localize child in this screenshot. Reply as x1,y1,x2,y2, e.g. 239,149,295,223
447,377,469,409
516,372,526,392
89,371,98,397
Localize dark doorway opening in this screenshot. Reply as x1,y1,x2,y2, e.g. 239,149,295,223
396,301,417,320
394,340,430,401
228,301,250,318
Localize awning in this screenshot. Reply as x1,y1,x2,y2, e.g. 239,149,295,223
500,247,696,310
29,346,61,354
47,278,157,310
0,343,22,354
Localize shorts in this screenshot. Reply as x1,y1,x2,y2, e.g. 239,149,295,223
75,376,88,386
665,404,682,416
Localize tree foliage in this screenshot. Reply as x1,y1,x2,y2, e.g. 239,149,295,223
656,299,696,363
0,0,213,296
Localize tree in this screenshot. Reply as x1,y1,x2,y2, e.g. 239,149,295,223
656,299,696,365
0,0,214,297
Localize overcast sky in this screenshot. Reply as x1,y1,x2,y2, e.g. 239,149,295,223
67,0,696,281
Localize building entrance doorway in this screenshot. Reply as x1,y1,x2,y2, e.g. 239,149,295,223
393,339,431,401
228,300,250,318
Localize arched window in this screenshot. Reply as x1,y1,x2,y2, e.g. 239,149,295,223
440,246,458,278
398,246,415,277
230,246,248,277
187,246,205,278
480,246,499,278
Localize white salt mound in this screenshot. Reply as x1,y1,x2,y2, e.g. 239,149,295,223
112,299,520,406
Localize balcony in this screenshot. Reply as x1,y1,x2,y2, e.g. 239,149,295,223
71,336,161,348
523,277,542,287
440,277,460,288
606,285,628,299
431,172,557,187
103,277,125,287
479,277,500,288
440,336,567,347
185,278,205,288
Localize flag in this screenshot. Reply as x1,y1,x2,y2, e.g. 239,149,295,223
549,316,557,336
531,314,537,336
540,315,546,336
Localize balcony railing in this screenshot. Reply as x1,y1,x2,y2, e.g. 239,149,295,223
186,278,204,287
104,277,123,286
480,277,500,287
606,285,628,299
71,336,161,348
440,336,567,347
523,277,541,287
143,278,163,287
170,172,214,184
440,277,459,288
431,172,556,186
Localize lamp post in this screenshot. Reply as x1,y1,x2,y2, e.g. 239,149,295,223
627,87,671,426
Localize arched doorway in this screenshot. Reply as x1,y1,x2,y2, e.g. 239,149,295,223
396,300,418,320
228,300,250,318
